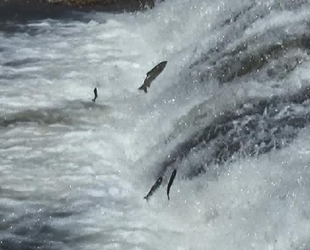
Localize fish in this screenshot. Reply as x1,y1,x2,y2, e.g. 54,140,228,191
167,169,177,200
92,88,98,103
143,176,163,201
138,61,167,93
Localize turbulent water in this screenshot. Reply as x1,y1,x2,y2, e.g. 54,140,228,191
1,0,310,249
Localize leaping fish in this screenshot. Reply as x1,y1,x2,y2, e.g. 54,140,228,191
143,176,163,201
92,88,98,103
167,169,177,200
138,61,167,93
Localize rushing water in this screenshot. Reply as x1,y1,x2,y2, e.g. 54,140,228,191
1,0,310,249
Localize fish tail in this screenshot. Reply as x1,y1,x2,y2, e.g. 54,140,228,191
138,85,147,93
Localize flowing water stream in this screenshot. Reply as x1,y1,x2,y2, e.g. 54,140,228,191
1,0,310,249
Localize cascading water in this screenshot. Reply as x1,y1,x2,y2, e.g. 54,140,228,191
1,0,310,249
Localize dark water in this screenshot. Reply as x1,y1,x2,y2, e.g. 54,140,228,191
0,0,156,23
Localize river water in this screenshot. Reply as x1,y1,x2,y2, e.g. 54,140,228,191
1,0,310,249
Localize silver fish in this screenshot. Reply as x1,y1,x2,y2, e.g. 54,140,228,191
143,176,163,201
92,88,98,103
167,169,177,200
138,61,167,93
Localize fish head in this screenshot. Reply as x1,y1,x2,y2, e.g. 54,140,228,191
154,61,167,75
159,61,167,69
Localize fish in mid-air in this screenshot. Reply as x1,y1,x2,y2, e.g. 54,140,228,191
138,61,167,93
167,169,177,200
143,169,178,202
92,88,98,102
143,176,163,201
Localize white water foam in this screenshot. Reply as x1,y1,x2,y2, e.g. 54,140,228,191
1,0,310,249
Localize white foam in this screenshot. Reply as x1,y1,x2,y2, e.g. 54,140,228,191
1,0,310,249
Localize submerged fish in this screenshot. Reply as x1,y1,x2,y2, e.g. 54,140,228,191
167,169,177,200
143,176,163,201
138,61,167,93
92,88,98,103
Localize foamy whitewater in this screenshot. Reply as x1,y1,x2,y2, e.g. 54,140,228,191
1,0,310,249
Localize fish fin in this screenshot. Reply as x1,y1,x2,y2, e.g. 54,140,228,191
138,85,147,93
